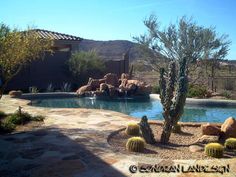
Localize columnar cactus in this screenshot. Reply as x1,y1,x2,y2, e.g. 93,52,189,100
160,58,188,143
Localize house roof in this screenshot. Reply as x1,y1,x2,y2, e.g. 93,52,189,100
33,29,82,41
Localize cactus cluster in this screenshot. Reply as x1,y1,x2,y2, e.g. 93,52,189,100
205,143,224,158
159,58,188,143
125,122,140,136
126,137,145,152
224,138,236,149
172,124,181,133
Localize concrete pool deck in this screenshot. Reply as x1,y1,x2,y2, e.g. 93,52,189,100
0,94,236,177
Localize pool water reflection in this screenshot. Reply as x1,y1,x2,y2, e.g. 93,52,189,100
31,97,236,123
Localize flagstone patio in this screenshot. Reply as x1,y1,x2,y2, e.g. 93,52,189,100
0,95,236,177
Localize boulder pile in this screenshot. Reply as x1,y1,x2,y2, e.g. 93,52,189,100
76,73,152,98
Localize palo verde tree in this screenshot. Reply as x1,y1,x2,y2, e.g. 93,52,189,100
0,24,53,98
135,15,230,143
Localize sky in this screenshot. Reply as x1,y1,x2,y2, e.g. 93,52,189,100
1,0,236,59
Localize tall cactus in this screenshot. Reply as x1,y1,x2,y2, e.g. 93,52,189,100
160,58,188,144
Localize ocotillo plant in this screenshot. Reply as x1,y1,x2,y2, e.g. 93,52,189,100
159,57,188,144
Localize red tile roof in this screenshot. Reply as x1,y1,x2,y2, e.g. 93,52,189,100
33,29,82,41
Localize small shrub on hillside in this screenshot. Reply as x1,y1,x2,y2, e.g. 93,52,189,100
187,84,208,98
152,85,160,94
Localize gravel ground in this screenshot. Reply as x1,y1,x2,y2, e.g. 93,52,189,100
108,124,213,160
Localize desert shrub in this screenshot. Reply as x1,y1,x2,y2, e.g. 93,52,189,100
6,111,31,125
0,111,6,119
187,84,207,98
5,109,44,125
126,137,145,152
205,143,224,158
0,120,16,133
172,124,181,133
224,138,236,149
46,83,54,92
61,82,71,92
125,122,140,136
29,86,39,93
221,91,231,99
152,85,160,94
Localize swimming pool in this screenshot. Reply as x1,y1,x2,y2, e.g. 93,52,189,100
30,96,236,123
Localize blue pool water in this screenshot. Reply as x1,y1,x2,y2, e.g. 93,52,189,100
31,97,236,123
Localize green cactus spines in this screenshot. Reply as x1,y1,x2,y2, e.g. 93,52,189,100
205,143,224,158
160,57,188,143
125,123,140,136
224,138,236,149
126,137,145,152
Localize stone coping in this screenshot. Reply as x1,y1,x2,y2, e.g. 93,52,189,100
20,92,77,99
150,94,236,107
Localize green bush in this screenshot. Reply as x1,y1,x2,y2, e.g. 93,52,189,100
0,120,16,133
224,138,236,149
187,84,207,98
6,112,31,125
221,91,231,99
125,122,140,136
0,109,44,134
205,143,224,158
152,85,160,94
126,137,145,152
0,111,6,119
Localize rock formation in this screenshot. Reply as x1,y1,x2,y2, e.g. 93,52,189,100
76,73,152,98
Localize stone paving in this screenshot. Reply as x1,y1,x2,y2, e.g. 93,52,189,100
0,95,236,177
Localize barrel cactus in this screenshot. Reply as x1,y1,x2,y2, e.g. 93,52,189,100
126,137,145,152
125,122,140,136
224,138,236,149
205,143,224,158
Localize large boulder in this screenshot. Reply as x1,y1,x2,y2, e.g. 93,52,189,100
104,73,119,87
9,90,22,98
127,80,145,87
136,85,152,95
201,123,221,136
221,117,236,138
76,85,92,96
87,78,100,90
121,73,129,80
100,83,109,92
108,85,116,97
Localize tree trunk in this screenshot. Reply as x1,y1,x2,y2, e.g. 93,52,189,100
160,119,173,144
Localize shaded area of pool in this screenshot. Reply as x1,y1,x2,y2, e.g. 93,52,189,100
31,97,236,123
